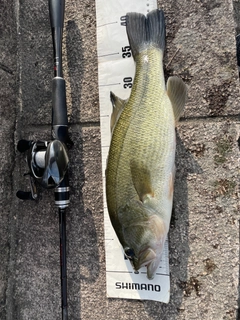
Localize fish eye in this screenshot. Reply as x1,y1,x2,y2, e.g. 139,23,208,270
124,248,135,260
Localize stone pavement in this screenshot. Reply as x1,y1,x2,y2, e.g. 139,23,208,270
0,0,239,319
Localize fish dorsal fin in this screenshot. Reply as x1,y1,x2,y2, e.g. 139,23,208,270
110,91,128,133
166,76,187,123
130,160,154,202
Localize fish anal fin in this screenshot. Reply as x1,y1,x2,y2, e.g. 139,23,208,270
167,76,187,123
130,160,154,202
110,91,127,133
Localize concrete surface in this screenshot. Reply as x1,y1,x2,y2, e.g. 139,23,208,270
0,0,239,319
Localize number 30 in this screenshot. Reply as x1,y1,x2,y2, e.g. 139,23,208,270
123,77,133,89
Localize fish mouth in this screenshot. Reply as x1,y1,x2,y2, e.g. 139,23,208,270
129,247,159,280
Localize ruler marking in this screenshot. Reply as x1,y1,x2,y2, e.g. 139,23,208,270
98,52,119,58
97,21,118,28
99,83,121,87
106,271,133,274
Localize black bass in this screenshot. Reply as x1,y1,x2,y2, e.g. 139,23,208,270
106,9,187,280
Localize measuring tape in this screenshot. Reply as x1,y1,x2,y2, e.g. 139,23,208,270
96,0,170,302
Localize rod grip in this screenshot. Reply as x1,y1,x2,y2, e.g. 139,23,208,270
52,77,68,126
52,77,68,142
49,0,65,29
62,308,68,320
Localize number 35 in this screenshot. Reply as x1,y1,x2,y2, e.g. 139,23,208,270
122,46,131,58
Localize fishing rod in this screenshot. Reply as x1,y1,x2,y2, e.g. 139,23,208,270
17,0,70,319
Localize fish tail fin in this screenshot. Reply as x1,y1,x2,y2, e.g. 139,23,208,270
147,9,165,51
126,9,165,59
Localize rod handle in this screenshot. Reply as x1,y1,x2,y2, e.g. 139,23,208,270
49,0,65,29
52,77,68,125
62,308,68,320
52,77,68,142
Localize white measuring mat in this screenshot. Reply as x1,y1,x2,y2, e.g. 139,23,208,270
96,0,170,303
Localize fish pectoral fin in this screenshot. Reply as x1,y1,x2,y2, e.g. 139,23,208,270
110,91,128,133
166,76,187,123
130,160,154,202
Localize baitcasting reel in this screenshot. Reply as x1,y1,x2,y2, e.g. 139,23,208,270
17,138,69,202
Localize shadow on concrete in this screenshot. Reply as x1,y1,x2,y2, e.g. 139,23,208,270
232,3,240,319
237,220,240,320
18,0,52,127
143,132,202,319
0,1,18,319
66,20,100,320
66,20,85,124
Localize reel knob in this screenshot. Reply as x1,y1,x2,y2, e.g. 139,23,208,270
16,190,34,200
17,139,33,153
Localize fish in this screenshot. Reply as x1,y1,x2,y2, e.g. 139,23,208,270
105,9,187,280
